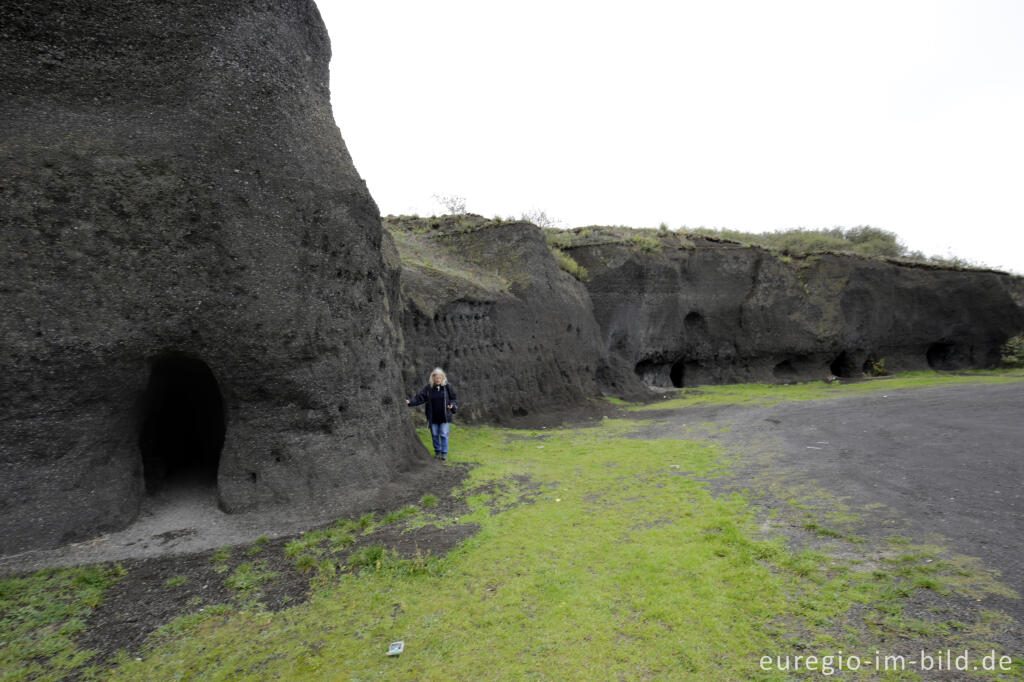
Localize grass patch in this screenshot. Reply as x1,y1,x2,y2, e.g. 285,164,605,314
82,415,1013,680
382,506,418,526
246,535,270,556
420,493,438,508
628,369,1024,411
209,546,231,574
8,377,1022,679
224,561,277,598
549,245,588,280
0,564,124,679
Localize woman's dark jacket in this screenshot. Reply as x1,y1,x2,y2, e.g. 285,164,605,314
407,383,458,424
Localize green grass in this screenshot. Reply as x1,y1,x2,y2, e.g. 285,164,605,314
0,564,124,680
224,561,277,598
382,506,418,525
5,373,1022,680
385,218,510,294
628,370,1024,411
90,407,1019,679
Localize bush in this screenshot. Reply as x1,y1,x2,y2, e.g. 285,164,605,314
552,248,588,281
629,234,661,253
687,225,924,262
432,193,466,214
865,356,888,376
1002,333,1024,367
520,208,558,228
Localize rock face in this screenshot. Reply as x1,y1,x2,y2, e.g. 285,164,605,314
564,229,1024,386
387,216,642,424
387,219,1023,421
4,2,1022,559
0,0,426,555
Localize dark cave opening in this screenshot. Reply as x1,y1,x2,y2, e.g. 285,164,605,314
669,359,686,388
635,358,687,388
830,351,860,377
772,360,799,381
139,353,225,494
926,341,968,370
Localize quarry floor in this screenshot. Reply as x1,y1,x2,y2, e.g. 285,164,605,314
634,380,1024,629
2,379,1021,668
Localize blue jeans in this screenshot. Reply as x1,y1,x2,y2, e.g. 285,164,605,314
429,422,450,459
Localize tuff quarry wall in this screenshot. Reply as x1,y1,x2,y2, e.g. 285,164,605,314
389,220,1024,421
387,216,643,425
563,229,1024,387
0,0,426,555
4,2,1023,558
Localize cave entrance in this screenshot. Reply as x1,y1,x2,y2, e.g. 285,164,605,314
669,359,686,388
635,358,687,388
926,342,968,370
830,351,860,378
772,360,799,382
139,353,225,494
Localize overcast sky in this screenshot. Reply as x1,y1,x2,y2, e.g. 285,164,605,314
317,0,1024,274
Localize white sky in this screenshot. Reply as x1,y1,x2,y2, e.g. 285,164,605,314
316,0,1024,274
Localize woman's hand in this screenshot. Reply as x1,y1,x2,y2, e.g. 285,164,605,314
405,399,410,405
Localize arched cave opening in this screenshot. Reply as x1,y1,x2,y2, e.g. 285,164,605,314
684,311,707,333
139,353,225,494
669,359,686,388
926,341,968,370
772,360,799,382
830,351,860,378
635,358,688,388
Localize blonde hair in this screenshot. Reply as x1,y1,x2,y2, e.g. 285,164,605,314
429,367,448,386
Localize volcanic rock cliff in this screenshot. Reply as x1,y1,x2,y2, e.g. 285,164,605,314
4,1,1023,558
387,215,644,424
559,228,1024,386
392,221,1024,417
0,0,426,555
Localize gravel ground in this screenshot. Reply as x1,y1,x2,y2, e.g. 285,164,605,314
631,379,1024,669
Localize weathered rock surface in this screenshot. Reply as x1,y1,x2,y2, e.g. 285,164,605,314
564,229,1024,386
387,219,1023,421
4,1,1022,560
387,216,644,424
0,0,426,555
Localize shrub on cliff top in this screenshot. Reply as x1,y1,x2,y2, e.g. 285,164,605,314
687,225,934,263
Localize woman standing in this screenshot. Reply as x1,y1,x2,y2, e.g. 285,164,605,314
406,368,458,461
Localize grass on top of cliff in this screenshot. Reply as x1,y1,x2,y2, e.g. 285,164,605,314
384,214,510,294
545,223,998,271
8,377,1023,680
624,369,1024,412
